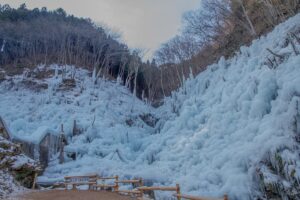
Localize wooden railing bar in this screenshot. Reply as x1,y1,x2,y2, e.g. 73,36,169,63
137,186,177,191
116,180,141,183
65,175,97,179
96,184,117,187
66,181,96,185
118,190,142,194
97,176,117,180
174,194,228,200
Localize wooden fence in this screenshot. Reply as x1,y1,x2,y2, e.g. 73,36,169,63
95,176,119,191
116,178,143,197
62,175,228,200
137,184,181,200
64,174,97,190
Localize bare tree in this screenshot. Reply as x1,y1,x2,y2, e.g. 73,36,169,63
182,0,231,44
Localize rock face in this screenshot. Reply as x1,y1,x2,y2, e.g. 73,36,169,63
0,136,41,198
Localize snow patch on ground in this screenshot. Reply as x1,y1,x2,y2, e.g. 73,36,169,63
0,169,25,199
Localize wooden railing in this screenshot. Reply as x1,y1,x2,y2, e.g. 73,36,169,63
95,176,119,191
61,174,228,200
137,184,181,200
174,194,228,200
64,174,97,190
116,178,143,197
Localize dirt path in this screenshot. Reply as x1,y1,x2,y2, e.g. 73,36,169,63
16,190,132,200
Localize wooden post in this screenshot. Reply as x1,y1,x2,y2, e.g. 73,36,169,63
176,184,181,200
139,187,144,200
139,178,143,187
139,178,144,199
224,194,229,200
115,175,119,192
32,172,38,189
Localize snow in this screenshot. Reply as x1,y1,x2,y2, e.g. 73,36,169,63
11,154,36,170
0,136,36,199
0,14,300,200
0,169,25,199
14,126,56,145
0,65,155,142
146,14,300,199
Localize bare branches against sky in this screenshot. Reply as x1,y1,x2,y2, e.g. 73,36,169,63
0,0,201,58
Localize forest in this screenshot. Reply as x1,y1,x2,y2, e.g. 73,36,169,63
0,0,299,105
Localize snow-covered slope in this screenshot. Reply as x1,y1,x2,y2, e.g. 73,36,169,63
1,14,300,200
148,14,300,199
0,65,157,181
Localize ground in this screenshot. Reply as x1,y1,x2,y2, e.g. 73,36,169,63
15,190,132,200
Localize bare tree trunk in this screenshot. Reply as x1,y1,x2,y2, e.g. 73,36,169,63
133,65,139,96
160,68,166,98
175,65,183,87
239,0,256,36
44,40,48,65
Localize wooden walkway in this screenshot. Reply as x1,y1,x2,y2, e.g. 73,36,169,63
17,190,131,200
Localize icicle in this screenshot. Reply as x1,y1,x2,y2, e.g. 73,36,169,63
55,65,59,79
116,76,122,85
189,67,194,79
1,40,6,52
92,67,96,84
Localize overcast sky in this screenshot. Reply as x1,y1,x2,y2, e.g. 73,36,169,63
0,0,201,59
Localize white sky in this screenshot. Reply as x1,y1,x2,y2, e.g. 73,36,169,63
0,0,201,59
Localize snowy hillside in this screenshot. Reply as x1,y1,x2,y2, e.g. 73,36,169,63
150,14,300,199
0,14,300,200
0,65,157,179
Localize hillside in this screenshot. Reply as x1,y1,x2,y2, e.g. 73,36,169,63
43,13,300,200
0,5,153,100
150,14,300,199
0,11,299,200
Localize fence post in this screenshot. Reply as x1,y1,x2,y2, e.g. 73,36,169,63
32,172,38,189
139,178,143,187
140,188,144,200
115,175,119,192
176,184,181,200
224,194,229,200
